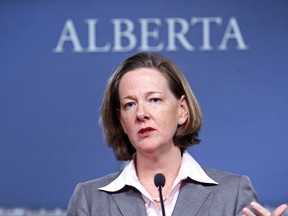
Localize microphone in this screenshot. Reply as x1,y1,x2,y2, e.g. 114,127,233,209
154,173,166,216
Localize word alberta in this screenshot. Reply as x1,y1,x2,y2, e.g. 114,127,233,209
53,17,249,53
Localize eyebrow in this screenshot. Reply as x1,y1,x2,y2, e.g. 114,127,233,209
121,91,164,100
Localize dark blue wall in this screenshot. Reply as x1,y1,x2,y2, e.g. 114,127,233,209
0,0,287,209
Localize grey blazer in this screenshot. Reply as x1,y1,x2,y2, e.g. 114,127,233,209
67,168,257,216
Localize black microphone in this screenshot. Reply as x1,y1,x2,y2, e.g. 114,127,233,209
154,173,166,216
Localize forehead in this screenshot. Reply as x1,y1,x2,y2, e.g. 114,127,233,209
118,68,170,94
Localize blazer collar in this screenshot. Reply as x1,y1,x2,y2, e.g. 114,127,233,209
111,187,147,216
172,179,213,216
110,180,213,216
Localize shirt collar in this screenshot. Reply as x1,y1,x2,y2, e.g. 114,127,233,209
98,158,138,192
99,151,217,192
178,151,218,184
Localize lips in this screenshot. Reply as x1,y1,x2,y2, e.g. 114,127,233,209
137,127,156,138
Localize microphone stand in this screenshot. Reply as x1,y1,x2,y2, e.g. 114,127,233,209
157,185,166,216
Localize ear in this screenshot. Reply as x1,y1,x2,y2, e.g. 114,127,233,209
178,95,188,125
117,108,127,134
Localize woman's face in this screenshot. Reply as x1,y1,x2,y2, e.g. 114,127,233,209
118,68,188,155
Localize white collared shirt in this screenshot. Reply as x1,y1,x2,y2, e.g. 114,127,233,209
99,151,217,216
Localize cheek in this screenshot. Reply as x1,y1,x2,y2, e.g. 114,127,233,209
119,114,128,134
120,121,127,134
158,111,178,130
161,109,181,134
119,114,134,134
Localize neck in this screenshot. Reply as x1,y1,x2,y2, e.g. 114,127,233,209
135,147,182,199
136,147,182,175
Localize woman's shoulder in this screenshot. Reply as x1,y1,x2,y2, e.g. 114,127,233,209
69,171,122,204
67,171,123,214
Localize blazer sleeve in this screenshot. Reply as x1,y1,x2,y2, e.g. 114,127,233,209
67,183,90,216
235,175,258,215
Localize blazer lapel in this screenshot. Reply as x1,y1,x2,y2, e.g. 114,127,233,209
172,180,212,216
112,187,147,216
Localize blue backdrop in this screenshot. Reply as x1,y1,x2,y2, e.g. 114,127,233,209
1,0,287,209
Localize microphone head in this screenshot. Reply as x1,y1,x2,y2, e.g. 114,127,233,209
154,173,166,188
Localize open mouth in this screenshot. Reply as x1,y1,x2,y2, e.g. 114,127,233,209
137,127,155,137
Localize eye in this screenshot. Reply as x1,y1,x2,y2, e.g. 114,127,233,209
123,101,135,109
149,98,161,104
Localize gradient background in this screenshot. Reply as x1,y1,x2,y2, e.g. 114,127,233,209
1,0,287,210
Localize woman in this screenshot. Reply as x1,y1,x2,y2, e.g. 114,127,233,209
67,53,287,216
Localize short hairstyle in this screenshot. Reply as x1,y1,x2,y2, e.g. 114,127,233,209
100,52,202,161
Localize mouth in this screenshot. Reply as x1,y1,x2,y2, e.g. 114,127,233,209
137,127,156,138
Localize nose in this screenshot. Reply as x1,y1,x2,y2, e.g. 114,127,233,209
136,101,149,122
